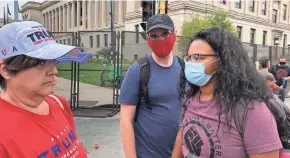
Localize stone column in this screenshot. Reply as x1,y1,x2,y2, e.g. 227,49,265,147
72,1,76,28
77,1,80,28
82,0,87,29
47,12,50,30
87,0,92,29
58,8,61,32
118,0,124,24
63,5,67,31
52,10,55,32
49,12,52,31
43,14,45,26
101,1,107,26
67,3,70,30
94,0,98,27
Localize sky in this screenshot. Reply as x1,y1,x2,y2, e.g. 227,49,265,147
0,0,44,20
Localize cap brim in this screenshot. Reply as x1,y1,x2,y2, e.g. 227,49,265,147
25,43,93,64
146,24,173,33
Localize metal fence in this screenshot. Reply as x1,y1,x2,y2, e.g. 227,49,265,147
52,32,77,110
242,42,290,65
53,30,290,117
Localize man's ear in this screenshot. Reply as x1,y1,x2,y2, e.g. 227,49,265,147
0,61,11,80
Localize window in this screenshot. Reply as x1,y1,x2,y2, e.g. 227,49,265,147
135,24,139,44
262,31,267,45
90,36,93,48
237,26,242,40
59,40,62,44
235,0,241,9
261,1,266,15
68,39,71,45
249,0,255,12
96,35,100,48
104,34,108,47
63,39,66,44
220,0,226,5
283,34,287,48
283,5,287,21
272,9,277,23
250,28,256,44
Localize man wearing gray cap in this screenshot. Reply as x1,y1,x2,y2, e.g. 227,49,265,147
119,14,184,158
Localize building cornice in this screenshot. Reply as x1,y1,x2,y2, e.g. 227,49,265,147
169,1,290,31
20,1,59,13
125,11,142,21
41,1,59,10
20,1,42,13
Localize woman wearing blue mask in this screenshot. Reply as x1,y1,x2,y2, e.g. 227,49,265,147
171,27,283,158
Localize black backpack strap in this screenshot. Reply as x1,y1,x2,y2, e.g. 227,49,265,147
137,57,151,106
176,56,186,104
134,57,150,122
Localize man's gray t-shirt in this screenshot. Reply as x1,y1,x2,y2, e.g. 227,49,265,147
258,70,273,78
120,54,182,158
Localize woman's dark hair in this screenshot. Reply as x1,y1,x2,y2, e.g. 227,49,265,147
181,27,277,134
0,55,46,89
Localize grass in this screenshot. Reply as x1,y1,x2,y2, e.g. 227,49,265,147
56,59,133,86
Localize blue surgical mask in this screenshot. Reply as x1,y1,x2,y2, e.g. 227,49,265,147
185,60,218,86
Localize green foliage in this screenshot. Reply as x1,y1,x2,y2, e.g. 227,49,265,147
178,10,237,53
97,48,112,64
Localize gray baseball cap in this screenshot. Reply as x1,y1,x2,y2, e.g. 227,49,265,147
146,14,174,33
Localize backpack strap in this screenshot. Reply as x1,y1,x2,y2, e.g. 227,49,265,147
137,57,151,106
134,57,150,122
176,56,186,102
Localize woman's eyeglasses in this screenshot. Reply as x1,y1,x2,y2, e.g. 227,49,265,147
184,54,217,63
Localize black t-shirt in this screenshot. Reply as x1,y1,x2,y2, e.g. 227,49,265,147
269,65,290,86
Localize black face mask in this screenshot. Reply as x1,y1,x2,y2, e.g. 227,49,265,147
280,62,286,66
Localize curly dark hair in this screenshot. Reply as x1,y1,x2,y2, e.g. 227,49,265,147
180,27,282,134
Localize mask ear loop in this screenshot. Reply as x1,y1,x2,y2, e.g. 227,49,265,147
205,58,220,75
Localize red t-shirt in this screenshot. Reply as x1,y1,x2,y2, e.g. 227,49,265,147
0,94,87,158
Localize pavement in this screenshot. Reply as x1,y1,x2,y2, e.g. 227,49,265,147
74,114,125,158
54,77,114,106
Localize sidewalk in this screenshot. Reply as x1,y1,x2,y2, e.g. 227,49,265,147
74,117,125,158
54,77,114,106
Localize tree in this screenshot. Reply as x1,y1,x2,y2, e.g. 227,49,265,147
97,48,112,64
178,10,236,53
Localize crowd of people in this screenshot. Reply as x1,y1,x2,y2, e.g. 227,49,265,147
0,14,290,158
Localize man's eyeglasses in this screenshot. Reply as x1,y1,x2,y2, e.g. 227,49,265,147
184,54,217,62
147,30,173,40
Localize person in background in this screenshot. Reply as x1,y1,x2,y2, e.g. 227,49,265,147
119,14,183,158
265,74,278,93
269,56,290,102
0,21,90,157
172,27,282,158
258,57,283,93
